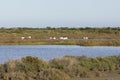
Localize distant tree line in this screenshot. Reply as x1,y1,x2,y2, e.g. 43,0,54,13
0,26,120,30
0,26,120,34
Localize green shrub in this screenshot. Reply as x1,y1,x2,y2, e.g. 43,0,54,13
21,56,48,72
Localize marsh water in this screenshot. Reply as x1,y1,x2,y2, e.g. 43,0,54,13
0,45,120,63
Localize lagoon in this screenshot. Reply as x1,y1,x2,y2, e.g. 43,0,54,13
0,45,120,63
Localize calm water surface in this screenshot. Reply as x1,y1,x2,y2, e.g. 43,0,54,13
0,45,120,63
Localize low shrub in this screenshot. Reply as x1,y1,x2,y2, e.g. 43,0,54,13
21,56,48,72
0,55,120,79
37,69,70,80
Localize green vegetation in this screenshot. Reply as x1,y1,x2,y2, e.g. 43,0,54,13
0,27,120,46
0,55,120,80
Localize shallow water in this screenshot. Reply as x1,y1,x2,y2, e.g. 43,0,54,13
0,45,120,63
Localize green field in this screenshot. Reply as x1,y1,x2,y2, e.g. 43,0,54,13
0,27,120,46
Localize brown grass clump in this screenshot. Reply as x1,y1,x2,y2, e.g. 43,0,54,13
37,69,70,80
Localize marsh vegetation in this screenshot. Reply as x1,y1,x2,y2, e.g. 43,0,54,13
0,27,120,46
0,55,120,80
